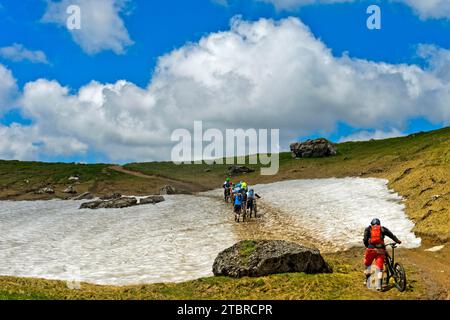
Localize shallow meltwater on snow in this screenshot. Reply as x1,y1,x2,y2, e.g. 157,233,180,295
0,196,237,285
0,177,421,285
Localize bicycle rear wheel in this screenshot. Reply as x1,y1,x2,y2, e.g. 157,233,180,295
393,263,407,292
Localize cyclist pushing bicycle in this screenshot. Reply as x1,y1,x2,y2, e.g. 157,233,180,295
363,218,402,291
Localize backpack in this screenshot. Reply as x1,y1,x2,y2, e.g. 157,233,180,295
369,225,383,244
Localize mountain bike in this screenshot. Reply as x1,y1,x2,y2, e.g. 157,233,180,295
383,243,407,292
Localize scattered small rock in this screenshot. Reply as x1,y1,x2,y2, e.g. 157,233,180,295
62,185,77,194
227,165,255,176
35,187,55,195
68,175,80,182
160,185,176,195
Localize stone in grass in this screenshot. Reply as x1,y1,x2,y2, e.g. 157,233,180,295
160,185,177,195
212,240,332,278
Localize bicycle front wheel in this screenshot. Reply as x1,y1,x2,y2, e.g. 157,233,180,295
393,262,407,292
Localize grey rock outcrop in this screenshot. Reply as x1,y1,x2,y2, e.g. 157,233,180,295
80,195,165,209
290,138,337,158
213,240,332,278
139,195,165,205
80,197,138,209
79,200,103,209
227,165,255,176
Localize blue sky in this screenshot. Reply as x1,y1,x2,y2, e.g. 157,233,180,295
0,0,449,163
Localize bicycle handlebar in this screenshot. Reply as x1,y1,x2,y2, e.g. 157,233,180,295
385,243,399,248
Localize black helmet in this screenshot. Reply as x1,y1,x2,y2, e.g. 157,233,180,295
371,218,381,226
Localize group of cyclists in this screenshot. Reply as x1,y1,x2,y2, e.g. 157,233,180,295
222,178,260,222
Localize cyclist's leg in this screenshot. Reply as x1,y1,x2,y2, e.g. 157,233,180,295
364,249,376,285
374,251,385,290
248,200,253,213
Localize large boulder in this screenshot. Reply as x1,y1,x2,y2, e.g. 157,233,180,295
213,240,332,278
160,185,176,195
227,165,255,176
290,138,337,158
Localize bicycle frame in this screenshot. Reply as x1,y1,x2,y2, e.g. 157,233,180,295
383,243,398,285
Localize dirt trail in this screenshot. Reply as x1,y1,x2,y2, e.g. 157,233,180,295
230,200,336,252
108,166,205,193
401,244,450,299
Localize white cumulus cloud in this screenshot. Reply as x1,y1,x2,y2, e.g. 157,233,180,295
0,43,49,64
42,0,133,55
1,17,449,162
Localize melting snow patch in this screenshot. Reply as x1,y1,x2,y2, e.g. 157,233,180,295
0,196,236,285
253,177,421,250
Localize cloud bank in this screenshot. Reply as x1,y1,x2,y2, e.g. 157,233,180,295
42,0,133,55
0,17,449,161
